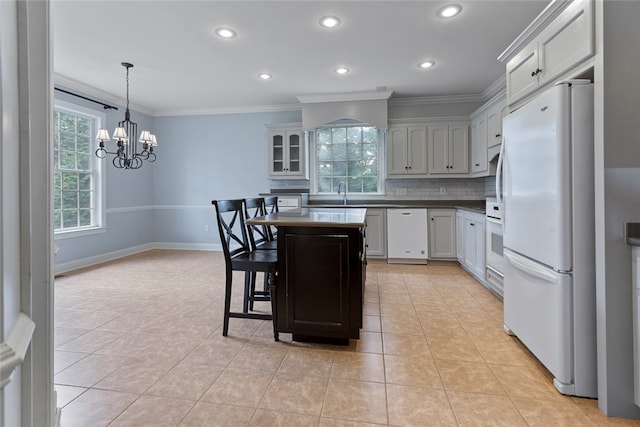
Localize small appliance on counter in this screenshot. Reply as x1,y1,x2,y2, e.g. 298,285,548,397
259,190,309,211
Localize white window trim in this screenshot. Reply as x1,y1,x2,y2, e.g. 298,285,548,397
309,126,386,197
53,99,107,236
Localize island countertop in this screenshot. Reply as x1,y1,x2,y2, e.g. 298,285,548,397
247,207,367,228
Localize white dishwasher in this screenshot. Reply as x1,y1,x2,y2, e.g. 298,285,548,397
387,209,428,264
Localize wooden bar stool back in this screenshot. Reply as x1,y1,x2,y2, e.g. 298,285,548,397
212,199,279,341
263,196,279,242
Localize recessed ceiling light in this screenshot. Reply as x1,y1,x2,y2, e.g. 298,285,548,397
437,4,462,18
258,73,272,80
215,28,236,38
320,16,341,29
335,67,350,75
418,60,436,69
418,61,436,70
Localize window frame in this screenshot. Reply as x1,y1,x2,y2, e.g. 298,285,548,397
53,99,107,239
309,124,386,197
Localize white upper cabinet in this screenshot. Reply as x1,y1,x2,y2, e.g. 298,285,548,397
429,124,469,175
486,101,505,149
387,126,428,176
504,0,594,106
470,95,506,177
470,115,488,174
268,126,307,179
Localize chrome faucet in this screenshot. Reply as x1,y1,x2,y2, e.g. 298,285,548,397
337,181,347,205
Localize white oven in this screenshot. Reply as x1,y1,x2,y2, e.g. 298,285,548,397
485,198,504,298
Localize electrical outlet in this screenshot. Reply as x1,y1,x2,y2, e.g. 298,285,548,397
204,225,209,232
440,187,446,195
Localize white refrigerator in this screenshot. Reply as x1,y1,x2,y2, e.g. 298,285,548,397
497,81,597,398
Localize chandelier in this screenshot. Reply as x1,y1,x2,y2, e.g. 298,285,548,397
95,62,157,169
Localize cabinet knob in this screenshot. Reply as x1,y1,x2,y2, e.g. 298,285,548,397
531,68,542,77
405,166,408,170
408,166,412,169
470,223,475,226
495,133,501,138
475,163,480,166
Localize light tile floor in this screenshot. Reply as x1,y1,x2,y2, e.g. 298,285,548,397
54,250,640,426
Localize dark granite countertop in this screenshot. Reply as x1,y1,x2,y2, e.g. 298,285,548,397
247,207,367,228
305,199,485,211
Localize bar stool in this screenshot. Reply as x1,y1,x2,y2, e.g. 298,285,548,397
263,196,279,244
243,197,276,310
212,199,278,341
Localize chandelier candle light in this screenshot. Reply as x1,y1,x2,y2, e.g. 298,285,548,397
95,62,157,169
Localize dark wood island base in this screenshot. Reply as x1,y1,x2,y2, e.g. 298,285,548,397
247,208,367,343
277,225,365,342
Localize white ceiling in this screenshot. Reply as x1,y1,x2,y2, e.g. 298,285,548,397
52,0,549,116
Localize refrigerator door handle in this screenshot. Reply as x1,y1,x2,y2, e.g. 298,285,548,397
496,135,505,210
504,250,558,284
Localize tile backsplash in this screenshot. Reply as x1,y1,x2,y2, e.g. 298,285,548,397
385,178,490,200
271,177,495,200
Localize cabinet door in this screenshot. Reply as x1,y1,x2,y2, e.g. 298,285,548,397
538,0,594,88
456,211,464,262
429,125,449,174
407,126,428,175
286,131,303,176
473,217,486,279
387,127,409,175
429,209,456,259
506,42,539,105
486,103,504,149
449,125,469,174
365,209,386,258
471,117,488,173
270,131,287,176
464,216,478,268
283,233,350,336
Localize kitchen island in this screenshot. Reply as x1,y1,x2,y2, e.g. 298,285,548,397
247,208,367,343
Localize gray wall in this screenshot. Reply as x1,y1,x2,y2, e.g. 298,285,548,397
151,110,301,248
595,0,640,418
54,91,157,270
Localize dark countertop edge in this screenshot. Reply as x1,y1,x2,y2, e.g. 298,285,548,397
626,222,640,246
303,201,486,214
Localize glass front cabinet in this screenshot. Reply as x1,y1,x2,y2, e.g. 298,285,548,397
268,125,307,179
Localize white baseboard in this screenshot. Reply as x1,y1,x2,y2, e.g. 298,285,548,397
54,243,222,275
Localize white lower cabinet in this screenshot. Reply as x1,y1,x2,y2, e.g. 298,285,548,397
456,210,464,262
365,209,386,258
387,209,428,264
456,209,486,282
428,209,457,260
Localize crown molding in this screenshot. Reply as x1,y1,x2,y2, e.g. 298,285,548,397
153,103,302,117
497,0,572,63
297,90,393,104
482,75,506,100
389,93,484,106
